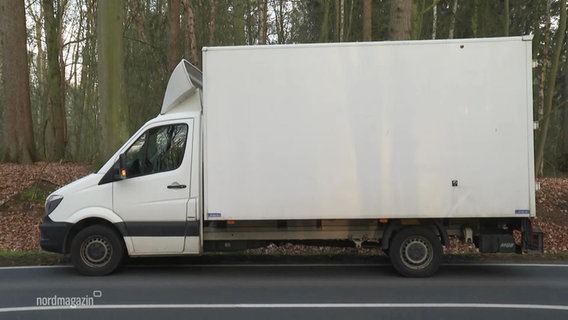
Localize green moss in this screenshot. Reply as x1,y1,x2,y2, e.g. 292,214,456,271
18,181,57,205
0,251,67,266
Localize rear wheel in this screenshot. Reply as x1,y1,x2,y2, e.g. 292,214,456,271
389,226,442,277
71,225,124,276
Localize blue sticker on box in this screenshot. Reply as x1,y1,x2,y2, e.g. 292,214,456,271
515,209,530,215
208,212,222,218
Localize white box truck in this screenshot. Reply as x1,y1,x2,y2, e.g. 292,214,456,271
40,36,536,277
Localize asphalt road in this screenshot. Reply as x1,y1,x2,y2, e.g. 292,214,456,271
1,258,568,320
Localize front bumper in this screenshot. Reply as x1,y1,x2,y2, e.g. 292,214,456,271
39,216,73,253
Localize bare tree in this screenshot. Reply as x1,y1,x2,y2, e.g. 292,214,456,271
471,0,479,37
319,0,331,42
77,0,99,162
536,0,567,176
504,0,509,36
338,0,344,41
43,0,67,161
167,0,182,73
563,42,568,161
0,0,37,163
389,0,412,40
274,0,287,43
232,0,246,45
363,0,372,41
259,0,267,44
209,0,217,45
182,0,199,67
98,0,129,163
432,0,437,39
448,0,458,39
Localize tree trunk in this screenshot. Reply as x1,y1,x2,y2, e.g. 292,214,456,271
389,0,412,40
167,0,182,73
471,0,479,37
231,0,245,45
503,0,509,36
345,0,354,41
448,0,457,39
538,1,551,127
259,0,267,44
127,0,149,43
0,0,37,163
363,0,372,41
0,41,2,156
27,4,47,158
182,0,199,67
432,1,437,39
563,42,568,158
97,0,129,164
76,0,97,162
535,0,567,176
209,0,217,45
275,0,286,43
319,0,330,42
339,0,344,42
43,0,67,161
411,0,424,41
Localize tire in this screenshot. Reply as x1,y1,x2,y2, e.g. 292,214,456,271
389,226,442,277
70,225,125,276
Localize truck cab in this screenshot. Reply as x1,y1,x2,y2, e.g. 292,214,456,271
40,61,203,275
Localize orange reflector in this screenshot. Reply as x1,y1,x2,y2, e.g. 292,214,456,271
121,169,127,177
379,219,388,224
227,220,236,225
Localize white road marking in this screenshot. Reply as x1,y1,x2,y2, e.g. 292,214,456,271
1,262,568,270
1,303,568,313
128,262,568,269
443,263,568,268
0,265,71,270
128,263,387,268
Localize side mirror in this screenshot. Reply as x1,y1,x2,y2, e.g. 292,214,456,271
114,153,127,180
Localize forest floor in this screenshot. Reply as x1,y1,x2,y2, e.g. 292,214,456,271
0,163,567,266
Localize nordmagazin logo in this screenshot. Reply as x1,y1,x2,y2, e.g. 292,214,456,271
36,290,102,307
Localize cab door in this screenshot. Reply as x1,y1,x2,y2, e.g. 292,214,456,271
113,119,194,254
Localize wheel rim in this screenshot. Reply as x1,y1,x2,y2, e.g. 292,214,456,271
80,236,112,268
399,235,433,270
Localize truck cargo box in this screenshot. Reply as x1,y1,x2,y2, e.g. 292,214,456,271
203,36,535,221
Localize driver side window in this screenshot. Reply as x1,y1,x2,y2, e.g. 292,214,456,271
125,124,188,178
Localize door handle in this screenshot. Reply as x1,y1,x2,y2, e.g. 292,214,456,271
167,182,187,189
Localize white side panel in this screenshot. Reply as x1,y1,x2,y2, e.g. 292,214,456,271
524,38,537,218
203,37,534,220
183,236,201,253
126,237,186,255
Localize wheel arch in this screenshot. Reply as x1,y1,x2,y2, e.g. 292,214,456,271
381,219,448,251
64,207,127,255
64,217,126,254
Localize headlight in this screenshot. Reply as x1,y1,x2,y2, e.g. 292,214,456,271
45,194,64,216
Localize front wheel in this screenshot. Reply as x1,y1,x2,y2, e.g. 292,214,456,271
71,225,125,276
389,226,442,277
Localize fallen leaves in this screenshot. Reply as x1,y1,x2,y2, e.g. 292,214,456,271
0,162,90,252
244,242,379,256
534,178,568,254
0,162,90,207
0,210,43,251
